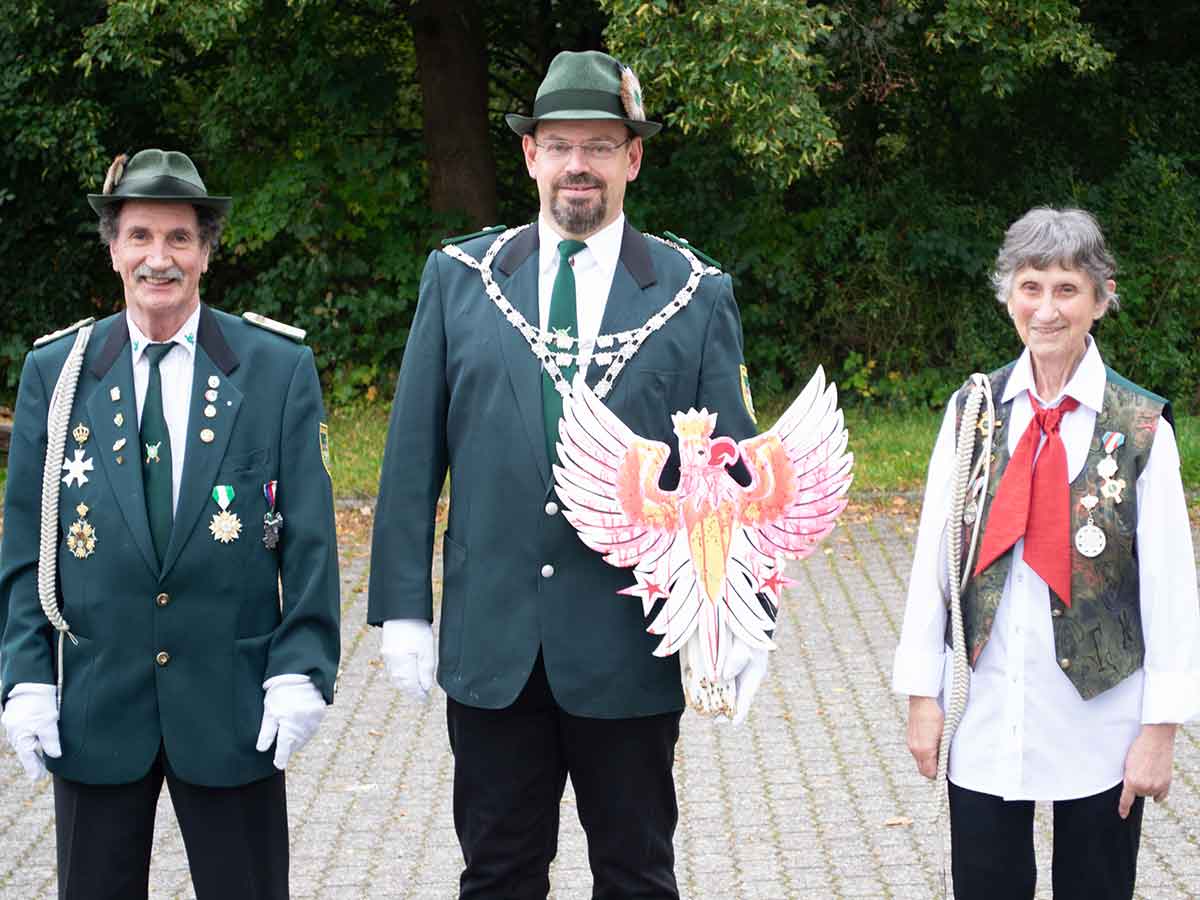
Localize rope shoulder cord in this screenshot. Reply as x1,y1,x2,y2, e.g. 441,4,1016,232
937,372,994,895
38,323,94,706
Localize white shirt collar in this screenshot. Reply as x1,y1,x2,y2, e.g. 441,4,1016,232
1003,334,1107,413
127,304,201,367
537,212,625,278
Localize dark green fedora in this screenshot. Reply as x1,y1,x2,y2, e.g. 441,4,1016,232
87,148,231,215
506,50,662,139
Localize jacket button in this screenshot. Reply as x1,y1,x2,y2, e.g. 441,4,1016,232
156,651,171,666
541,564,554,578
155,592,170,607
1059,657,1070,670
1051,608,1063,618
545,502,559,516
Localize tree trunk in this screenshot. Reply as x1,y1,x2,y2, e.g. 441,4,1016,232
406,0,498,226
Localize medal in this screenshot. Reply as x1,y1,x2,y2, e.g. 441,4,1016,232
1097,455,1118,479
61,449,94,488
72,423,90,445
209,485,242,543
67,503,97,559
1074,495,1106,558
262,481,283,549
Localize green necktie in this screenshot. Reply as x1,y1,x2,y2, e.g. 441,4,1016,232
141,342,174,565
542,239,587,464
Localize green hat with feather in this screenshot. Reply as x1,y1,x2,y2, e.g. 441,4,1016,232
87,148,231,215
505,50,661,139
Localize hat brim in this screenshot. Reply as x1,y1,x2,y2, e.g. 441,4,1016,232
88,193,232,215
506,111,661,139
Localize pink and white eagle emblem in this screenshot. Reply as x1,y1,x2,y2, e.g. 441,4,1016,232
553,367,853,714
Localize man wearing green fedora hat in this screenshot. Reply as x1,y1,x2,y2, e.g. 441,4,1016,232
370,50,766,898
0,148,341,898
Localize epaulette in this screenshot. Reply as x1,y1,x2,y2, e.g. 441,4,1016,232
441,225,506,246
662,231,723,271
242,312,306,342
34,317,96,348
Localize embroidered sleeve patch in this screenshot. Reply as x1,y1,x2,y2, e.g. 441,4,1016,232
740,364,757,424
319,422,331,478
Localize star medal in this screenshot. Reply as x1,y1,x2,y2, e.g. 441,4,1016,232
262,480,283,550
1074,494,1106,558
209,485,242,543
62,449,94,488
67,503,97,559
1097,455,1118,479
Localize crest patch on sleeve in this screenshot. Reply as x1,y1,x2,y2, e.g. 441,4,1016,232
319,422,331,478
740,365,757,424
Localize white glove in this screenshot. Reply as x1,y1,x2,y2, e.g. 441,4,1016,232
255,674,326,770
720,639,770,726
381,619,436,701
2,683,62,780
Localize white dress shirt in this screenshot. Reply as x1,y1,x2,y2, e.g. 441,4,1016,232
537,213,624,374
892,338,1200,800
127,306,199,513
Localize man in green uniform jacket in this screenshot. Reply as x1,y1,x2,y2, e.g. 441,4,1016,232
368,51,764,898
0,149,340,899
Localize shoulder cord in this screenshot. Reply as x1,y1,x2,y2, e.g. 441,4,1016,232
38,324,92,707
937,372,993,896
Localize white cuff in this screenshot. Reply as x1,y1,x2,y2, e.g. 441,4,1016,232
1140,669,1200,725
891,645,949,698
262,673,313,692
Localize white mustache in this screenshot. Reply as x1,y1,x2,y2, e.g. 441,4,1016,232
134,264,184,282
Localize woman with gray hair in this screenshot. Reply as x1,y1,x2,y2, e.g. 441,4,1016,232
892,207,1199,898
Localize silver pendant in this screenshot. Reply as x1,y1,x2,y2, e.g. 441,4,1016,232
1074,521,1106,558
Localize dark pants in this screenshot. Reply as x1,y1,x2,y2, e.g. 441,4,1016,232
53,747,289,900
949,780,1144,900
446,652,682,900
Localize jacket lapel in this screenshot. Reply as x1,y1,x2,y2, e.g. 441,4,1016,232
586,221,659,388
160,306,243,578
493,225,551,486
85,317,159,576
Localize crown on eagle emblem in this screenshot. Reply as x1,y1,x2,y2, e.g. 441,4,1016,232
670,409,717,439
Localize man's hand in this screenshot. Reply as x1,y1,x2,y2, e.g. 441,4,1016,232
255,675,327,770
719,638,770,726
907,695,944,779
381,619,436,701
1,683,62,781
1118,723,1177,819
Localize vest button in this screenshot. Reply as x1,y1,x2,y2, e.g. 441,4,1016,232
156,651,171,666
155,592,170,607
1051,608,1063,618
1058,657,1070,670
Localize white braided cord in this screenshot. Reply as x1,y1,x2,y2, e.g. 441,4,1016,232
936,372,994,896
37,324,93,705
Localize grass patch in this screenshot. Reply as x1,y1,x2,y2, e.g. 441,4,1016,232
327,400,391,500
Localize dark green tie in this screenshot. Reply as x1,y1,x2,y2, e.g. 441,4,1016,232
542,239,587,464
141,342,174,565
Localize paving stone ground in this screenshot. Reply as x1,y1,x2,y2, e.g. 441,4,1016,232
1,512,1197,899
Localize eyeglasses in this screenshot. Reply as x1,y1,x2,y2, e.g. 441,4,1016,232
534,139,631,161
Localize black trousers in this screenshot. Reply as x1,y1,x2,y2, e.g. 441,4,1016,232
53,747,289,900
948,780,1144,900
446,652,682,900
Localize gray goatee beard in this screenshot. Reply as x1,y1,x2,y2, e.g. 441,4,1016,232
551,183,607,236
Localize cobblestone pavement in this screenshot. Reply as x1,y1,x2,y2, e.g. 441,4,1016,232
1,512,1198,899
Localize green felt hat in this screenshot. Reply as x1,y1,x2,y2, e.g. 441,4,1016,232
87,149,231,215
506,50,661,139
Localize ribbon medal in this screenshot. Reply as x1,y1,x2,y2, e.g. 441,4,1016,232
1097,431,1126,503
209,485,242,543
1074,494,1106,558
262,481,283,550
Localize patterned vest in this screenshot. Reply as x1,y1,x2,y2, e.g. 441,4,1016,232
953,362,1167,700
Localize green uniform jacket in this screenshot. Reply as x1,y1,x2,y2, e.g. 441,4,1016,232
367,222,756,718
0,306,340,787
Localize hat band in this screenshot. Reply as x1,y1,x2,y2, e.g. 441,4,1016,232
113,174,208,199
532,89,626,120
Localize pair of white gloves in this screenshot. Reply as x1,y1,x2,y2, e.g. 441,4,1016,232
1,676,325,781
380,619,769,724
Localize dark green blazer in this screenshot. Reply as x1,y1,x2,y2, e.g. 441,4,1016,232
0,306,340,787
367,221,756,718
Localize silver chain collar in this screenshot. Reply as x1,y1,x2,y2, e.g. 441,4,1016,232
441,224,719,400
